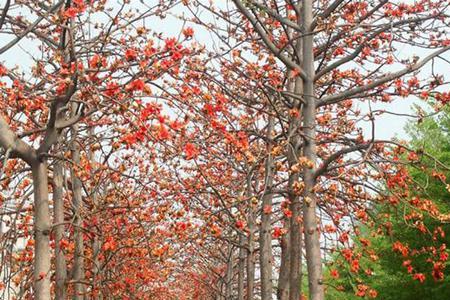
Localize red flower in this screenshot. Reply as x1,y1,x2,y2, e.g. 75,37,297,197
73,0,86,12
127,79,145,91
350,259,360,273
59,239,69,250
339,232,349,243
333,47,345,56
235,220,245,229
103,236,117,251
158,125,170,140
89,54,104,68
203,103,216,117
283,208,292,218
0,64,6,76
105,81,119,97
407,151,419,161
125,48,137,61
403,260,413,273
355,284,368,297
171,51,183,61
64,7,78,19
368,289,378,298
263,205,272,214
184,143,199,160
392,241,409,257
413,273,426,283
330,269,340,279
342,248,353,261
161,59,172,70
183,27,194,38
324,224,336,233
165,38,177,50
432,262,444,281
272,227,284,239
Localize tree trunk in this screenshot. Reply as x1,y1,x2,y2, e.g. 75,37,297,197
279,85,294,300
71,120,85,299
53,161,67,299
301,1,324,299
277,228,290,300
288,173,302,300
289,76,304,300
246,175,255,300
88,128,101,299
260,116,275,300
238,234,245,300
225,248,234,299
92,236,101,299
280,32,304,298
32,161,51,300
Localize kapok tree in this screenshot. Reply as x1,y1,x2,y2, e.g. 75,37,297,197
183,1,450,299
0,0,201,298
158,50,271,298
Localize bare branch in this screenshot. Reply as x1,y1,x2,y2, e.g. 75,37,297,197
312,0,346,30
318,46,450,107
0,115,36,164
231,0,307,80
0,0,64,55
314,143,371,179
0,0,11,30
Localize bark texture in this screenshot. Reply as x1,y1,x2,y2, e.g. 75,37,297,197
301,1,324,299
32,161,52,300
71,119,85,299
53,161,67,299
238,234,245,300
260,116,275,300
246,176,255,300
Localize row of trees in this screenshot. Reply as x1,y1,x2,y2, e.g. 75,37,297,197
1,0,450,299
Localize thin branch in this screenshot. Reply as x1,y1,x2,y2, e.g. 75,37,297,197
0,0,11,30
0,0,64,55
0,147,12,180
318,46,450,107
231,0,307,80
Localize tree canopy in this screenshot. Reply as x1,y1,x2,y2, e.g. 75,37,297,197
1,1,450,299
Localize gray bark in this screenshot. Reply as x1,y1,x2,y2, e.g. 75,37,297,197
53,161,67,299
88,129,101,300
246,176,255,300
32,161,52,300
289,8,306,298
301,1,324,299
238,234,245,300
288,77,304,300
71,118,85,300
260,116,275,300
224,248,234,299
277,228,290,300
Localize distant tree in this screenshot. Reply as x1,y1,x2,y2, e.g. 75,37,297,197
326,105,450,299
